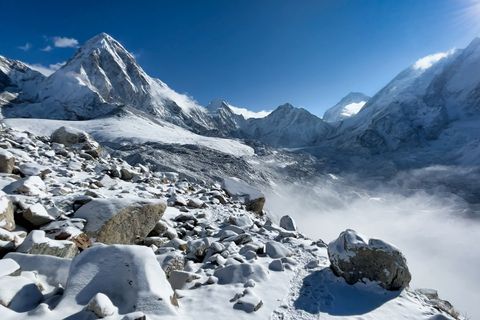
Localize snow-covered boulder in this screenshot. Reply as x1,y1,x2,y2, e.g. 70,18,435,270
222,177,265,215
232,288,263,313
5,252,71,288
0,258,20,277
74,198,166,244
85,293,118,318
23,203,55,226
328,229,411,290
213,263,269,284
51,126,90,146
0,191,15,231
0,149,15,174
51,126,100,157
55,244,177,317
17,230,78,258
3,176,46,196
265,241,292,259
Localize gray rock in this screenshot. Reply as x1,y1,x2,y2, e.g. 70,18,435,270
265,241,292,259
328,229,411,290
51,126,100,157
268,259,284,271
0,149,15,174
74,198,166,244
279,215,296,231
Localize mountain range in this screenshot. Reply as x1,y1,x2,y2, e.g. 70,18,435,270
2,33,480,172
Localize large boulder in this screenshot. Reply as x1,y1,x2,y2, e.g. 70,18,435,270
222,177,265,215
0,191,15,231
74,198,166,244
51,126,91,146
279,215,297,231
54,244,177,317
328,229,411,290
0,149,15,174
51,126,100,157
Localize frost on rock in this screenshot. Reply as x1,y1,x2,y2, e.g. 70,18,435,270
328,229,411,290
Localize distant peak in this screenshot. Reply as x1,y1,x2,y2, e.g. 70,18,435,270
87,32,115,44
207,99,229,111
276,103,295,111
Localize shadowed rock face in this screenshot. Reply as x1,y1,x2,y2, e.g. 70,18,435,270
328,229,411,291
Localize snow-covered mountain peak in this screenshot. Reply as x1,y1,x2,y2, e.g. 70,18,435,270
323,92,370,123
206,99,230,113
3,33,214,131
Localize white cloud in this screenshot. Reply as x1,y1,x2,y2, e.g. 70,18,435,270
26,61,65,76
41,45,53,52
413,49,455,70
53,36,79,48
229,105,271,119
18,42,32,51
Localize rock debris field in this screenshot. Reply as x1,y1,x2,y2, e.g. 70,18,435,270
0,126,462,319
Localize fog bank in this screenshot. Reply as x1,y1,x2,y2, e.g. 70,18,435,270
266,172,480,318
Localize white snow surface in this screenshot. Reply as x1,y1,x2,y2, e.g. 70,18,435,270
4,115,254,157
341,101,366,117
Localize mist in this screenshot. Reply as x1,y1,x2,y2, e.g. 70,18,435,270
266,170,480,319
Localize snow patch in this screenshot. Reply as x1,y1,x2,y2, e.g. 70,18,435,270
413,50,455,70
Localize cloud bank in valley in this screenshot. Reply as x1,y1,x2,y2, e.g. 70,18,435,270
266,170,480,319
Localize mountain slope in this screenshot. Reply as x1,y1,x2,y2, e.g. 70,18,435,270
240,103,332,148
333,47,463,152
323,92,370,123
2,33,213,132
0,55,44,106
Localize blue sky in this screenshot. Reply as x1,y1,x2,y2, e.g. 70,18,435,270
1,0,480,115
